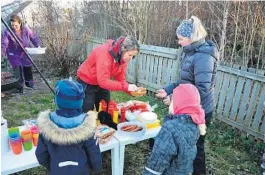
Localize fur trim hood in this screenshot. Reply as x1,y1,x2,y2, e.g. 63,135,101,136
37,110,97,145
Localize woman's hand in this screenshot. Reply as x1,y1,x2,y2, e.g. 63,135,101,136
163,96,171,106
155,89,167,98
128,84,138,91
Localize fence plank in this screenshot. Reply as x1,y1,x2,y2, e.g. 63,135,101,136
152,56,159,83
140,54,146,81
218,65,265,82
171,57,179,82
244,82,262,127
217,73,230,115
140,44,178,59
149,55,155,84
161,58,169,86
252,87,265,131
214,71,223,104
156,57,163,86
145,55,151,87
229,76,245,120
236,79,253,123
223,74,237,117
166,59,173,85
138,53,144,81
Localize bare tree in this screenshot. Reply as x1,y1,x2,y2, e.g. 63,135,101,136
31,1,92,77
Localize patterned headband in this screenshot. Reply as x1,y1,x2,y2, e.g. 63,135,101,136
176,20,193,38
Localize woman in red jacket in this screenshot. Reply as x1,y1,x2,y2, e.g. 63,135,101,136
77,36,140,112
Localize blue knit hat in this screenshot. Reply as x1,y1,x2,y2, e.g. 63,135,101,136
55,79,85,110
176,20,193,38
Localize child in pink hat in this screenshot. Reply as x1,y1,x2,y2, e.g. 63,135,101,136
143,84,206,175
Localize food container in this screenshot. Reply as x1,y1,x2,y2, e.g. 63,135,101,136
146,120,161,129
125,111,140,122
131,87,147,97
138,112,158,124
117,122,146,138
95,125,115,144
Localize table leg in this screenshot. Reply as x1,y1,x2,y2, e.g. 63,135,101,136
119,144,125,175
111,144,120,175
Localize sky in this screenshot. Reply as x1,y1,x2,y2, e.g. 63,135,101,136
1,0,83,8
1,0,15,7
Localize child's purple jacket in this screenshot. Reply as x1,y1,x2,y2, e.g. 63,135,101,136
1,25,40,68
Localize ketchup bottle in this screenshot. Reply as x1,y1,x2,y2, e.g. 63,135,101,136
121,107,126,122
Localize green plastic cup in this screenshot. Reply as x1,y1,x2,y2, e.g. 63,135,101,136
8,127,19,135
23,139,33,151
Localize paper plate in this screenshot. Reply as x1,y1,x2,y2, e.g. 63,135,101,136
117,122,146,138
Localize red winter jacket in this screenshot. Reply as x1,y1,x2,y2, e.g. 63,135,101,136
77,39,129,92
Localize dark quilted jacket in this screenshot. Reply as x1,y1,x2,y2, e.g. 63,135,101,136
143,114,199,175
164,39,218,114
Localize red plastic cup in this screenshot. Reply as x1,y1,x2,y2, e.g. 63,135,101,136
30,126,39,146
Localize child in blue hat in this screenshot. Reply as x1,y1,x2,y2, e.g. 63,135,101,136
35,79,102,175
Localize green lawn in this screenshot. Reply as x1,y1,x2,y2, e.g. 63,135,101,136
1,79,263,175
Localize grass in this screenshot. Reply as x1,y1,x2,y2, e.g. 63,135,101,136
1,80,264,175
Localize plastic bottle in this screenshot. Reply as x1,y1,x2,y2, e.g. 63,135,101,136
1,116,10,154
100,100,107,112
121,107,126,122
112,110,119,124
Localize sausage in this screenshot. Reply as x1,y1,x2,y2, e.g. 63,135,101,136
121,125,136,131
121,125,143,132
127,125,137,132
130,126,143,132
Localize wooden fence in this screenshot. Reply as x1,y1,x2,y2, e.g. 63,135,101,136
84,38,265,140
215,63,265,140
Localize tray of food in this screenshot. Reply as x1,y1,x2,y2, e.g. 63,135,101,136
95,125,116,144
131,87,147,97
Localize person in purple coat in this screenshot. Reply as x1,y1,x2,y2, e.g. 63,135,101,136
1,15,40,92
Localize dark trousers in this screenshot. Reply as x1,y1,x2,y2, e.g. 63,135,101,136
193,112,213,175
77,79,110,113
13,66,34,90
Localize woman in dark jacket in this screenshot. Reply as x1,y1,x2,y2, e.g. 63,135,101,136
156,16,219,175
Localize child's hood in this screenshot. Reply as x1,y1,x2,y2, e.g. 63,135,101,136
37,110,97,145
